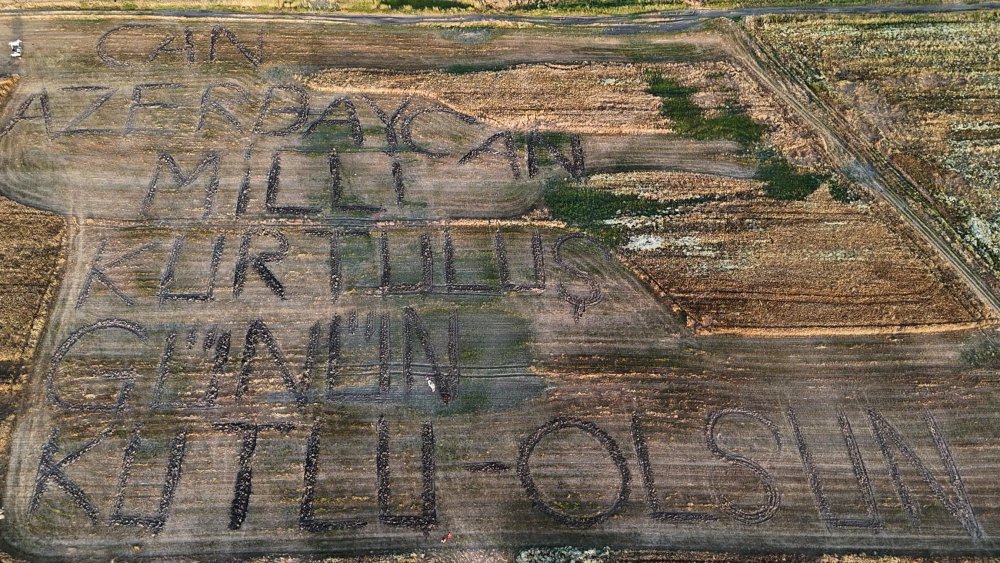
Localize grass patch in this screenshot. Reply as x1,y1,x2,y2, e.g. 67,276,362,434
755,156,826,201
300,123,362,153
648,75,701,122
543,179,669,246
696,108,766,146
647,74,765,146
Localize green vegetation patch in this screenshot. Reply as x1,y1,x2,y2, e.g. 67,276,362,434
828,179,857,204
647,75,765,146
544,179,670,245
755,156,826,201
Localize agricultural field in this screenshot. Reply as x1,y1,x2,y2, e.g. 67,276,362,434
297,56,988,334
0,196,64,379
0,8,998,561
747,11,1000,292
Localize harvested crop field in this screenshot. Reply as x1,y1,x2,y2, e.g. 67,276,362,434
0,194,64,378
594,171,988,333
0,10,998,560
747,11,1000,288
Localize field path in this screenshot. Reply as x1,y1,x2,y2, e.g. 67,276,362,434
1,2,1000,38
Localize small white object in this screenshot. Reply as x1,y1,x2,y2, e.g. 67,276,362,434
9,39,22,58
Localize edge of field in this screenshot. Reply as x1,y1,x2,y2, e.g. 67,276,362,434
0,0,976,17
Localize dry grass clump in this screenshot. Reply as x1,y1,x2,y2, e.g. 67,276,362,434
0,198,64,505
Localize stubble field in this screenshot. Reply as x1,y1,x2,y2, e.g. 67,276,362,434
747,11,1000,291
0,12,997,560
